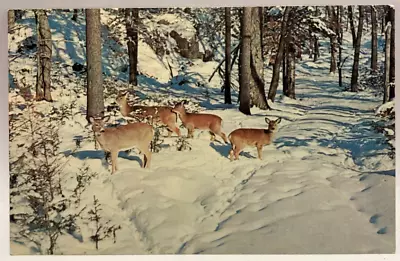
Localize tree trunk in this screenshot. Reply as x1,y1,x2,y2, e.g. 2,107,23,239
249,7,269,109
348,6,357,48
327,6,337,74
125,8,139,86
8,10,15,31
86,9,104,121
239,7,251,115
388,6,395,100
35,10,53,102
72,9,78,21
371,6,378,73
383,22,391,103
224,7,232,104
338,6,344,86
350,6,364,92
268,6,292,102
313,36,319,62
282,43,288,94
285,42,296,99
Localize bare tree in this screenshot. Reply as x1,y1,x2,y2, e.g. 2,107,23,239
35,10,53,102
383,22,391,103
350,6,364,92
371,6,378,73
284,41,296,99
86,9,104,121
224,7,232,104
388,6,395,100
249,7,269,109
348,6,357,48
8,10,15,31
268,6,292,102
239,7,251,115
327,6,337,74
338,6,345,87
125,8,139,86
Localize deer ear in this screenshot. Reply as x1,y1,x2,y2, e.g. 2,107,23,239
103,115,111,122
276,117,281,124
89,117,95,123
265,117,270,124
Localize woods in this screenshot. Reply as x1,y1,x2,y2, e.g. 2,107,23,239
8,6,396,255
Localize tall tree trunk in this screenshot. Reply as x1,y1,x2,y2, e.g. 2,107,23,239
249,7,269,109
338,6,344,86
35,10,53,102
72,9,78,21
285,42,296,99
313,36,319,62
86,9,104,121
348,6,357,48
351,6,364,92
239,7,251,115
8,10,15,32
383,22,391,103
327,6,337,74
268,6,292,101
224,7,232,104
371,6,378,73
125,8,139,86
282,43,288,94
388,6,395,100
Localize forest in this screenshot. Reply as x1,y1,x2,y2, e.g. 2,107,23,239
8,6,395,255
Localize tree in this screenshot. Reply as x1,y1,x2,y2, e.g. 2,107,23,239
327,6,337,74
383,22,391,103
371,6,378,73
86,9,104,121
348,6,356,48
284,41,296,99
35,10,53,102
239,7,251,115
337,6,345,87
8,10,15,31
248,7,269,109
350,6,364,92
125,8,139,86
224,7,232,104
388,6,395,100
72,9,78,22
268,6,292,102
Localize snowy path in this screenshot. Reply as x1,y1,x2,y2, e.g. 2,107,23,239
100,69,394,254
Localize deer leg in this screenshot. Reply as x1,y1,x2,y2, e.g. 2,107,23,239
229,144,236,161
233,145,242,160
209,131,216,141
187,125,194,139
142,148,152,168
110,151,118,174
166,128,173,138
256,145,263,160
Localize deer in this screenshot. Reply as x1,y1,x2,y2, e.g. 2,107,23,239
89,115,154,174
228,117,282,161
116,91,181,137
171,101,229,143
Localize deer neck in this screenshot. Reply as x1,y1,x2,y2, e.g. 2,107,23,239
178,109,188,122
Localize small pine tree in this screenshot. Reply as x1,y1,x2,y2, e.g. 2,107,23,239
175,136,192,151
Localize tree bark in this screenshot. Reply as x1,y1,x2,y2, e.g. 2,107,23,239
224,7,232,104
282,43,288,94
383,22,391,103
8,10,15,32
125,8,139,86
327,6,337,74
348,6,357,48
86,9,104,121
249,7,269,109
371,6,378,73
268,6,292,102
239,7,251,115
338,6,344,86
35,10,53,102
285,42,296,99
350,6,364,92
388,6,395,100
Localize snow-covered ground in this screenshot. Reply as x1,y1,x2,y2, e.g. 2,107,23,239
9,9,395,255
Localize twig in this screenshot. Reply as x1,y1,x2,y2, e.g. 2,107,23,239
208,43,241,82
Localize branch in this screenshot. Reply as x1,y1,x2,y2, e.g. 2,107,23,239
208,43,241,82
339,55,350,69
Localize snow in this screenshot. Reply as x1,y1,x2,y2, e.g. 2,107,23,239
8,8,395,255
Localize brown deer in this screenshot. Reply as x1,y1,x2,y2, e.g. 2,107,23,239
116,91,181,137
228,117,281,161
172,101,228,143
89,116,154,174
